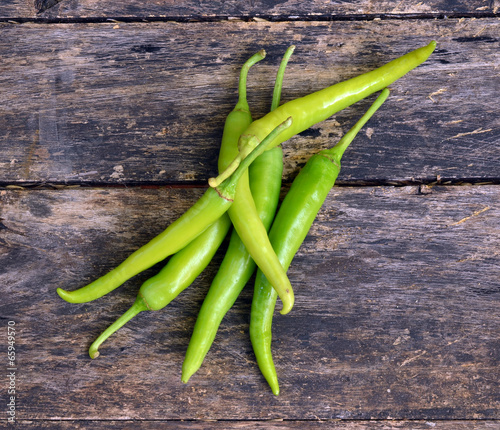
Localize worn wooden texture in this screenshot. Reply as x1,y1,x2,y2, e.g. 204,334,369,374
1,185,498,422
1,0,499,19
0,1,35,17
1,2,499,427
34,0,64,14
1,19,499,186
10,420,500,429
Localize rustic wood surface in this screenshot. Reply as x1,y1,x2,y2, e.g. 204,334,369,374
1,186,499,426
2,0,499,19
1,19,499,186
9,420,500,429
0,0,498,428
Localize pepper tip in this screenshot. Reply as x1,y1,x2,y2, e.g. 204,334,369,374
56,287,75,303
279,301,293,315
267,377,280,395
181,365,193,384
279,288,294,315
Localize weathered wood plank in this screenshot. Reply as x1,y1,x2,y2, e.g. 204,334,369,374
12,419,500,429
1,19,499,185
1,185,498,420
1,0,498,19
0,1,36,17
34,0,64,15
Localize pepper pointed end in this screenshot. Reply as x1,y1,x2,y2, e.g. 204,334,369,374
56,287,79,303
416,40,437,63
279,289,294,315
264,371,280,395
181,369,192,384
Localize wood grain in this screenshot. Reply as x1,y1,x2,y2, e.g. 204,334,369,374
1,19,499,186
1,185,498,421
12,419,500,429
0,3,498,427
0,1,36,17
2,0,499,19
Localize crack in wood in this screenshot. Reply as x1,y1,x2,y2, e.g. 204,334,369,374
448,206,491,226
0,219,8,231
2,11,500,24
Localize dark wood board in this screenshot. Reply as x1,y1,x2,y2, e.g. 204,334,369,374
1,185,498,422
1,2,499,427
11,419,500,429
1,19,499,186
1,0,498,19
0,1,35,17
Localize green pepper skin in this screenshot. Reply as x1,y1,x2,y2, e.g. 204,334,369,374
250,152,338,395
228,170,294,315
88,214,231,358
57,187,234,304
57,113,291,305
181,145,283,383
84,51,267,358
85,116,293,357
218,76,294,317
242,41,436,152
220,47,298,316
137,216,231,311
218,49,266,172
57,51,266,305
182,46,295,383
250,89,391,395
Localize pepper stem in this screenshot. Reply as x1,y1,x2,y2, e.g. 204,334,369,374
271,45,295,112
209,116,292,189
321,88,390,165
88,296,149,359
209,46,294,188
235,49,266,112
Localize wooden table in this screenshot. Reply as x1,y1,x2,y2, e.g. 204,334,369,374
1,1,499,428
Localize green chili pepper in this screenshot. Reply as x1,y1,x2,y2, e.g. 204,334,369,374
57,51,267,305
217,49,266,172
88,214,231,358
182,46,295,384
201,41,435,320
250,88,391,395
208,47,300,316
86,50,267,357
239,41,435,155
56,114,293,305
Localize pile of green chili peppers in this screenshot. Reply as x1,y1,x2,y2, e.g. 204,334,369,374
58,40,436,395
